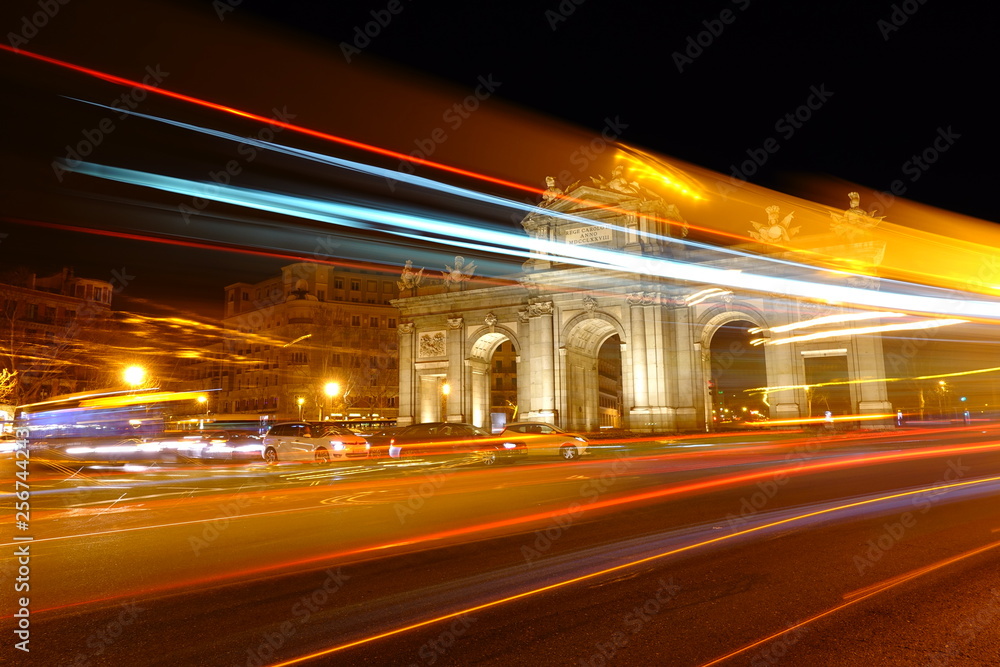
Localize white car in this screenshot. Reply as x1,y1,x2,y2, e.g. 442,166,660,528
499,422,589,461
262,422,369,464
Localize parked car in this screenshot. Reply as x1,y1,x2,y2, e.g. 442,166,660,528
499,422,589,461
366,422,524,464
262,422,370,463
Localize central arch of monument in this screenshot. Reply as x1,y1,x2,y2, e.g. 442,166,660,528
392,174,893,433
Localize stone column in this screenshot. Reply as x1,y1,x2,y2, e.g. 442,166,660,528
672,302,698,430
627,292,649,412
527,301,555,420
446,316,464,422
397,323,416,426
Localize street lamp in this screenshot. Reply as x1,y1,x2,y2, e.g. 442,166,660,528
441,382,450,421
123,365,146,388
197,395,208,429
296,396,305,420
324,382,340,421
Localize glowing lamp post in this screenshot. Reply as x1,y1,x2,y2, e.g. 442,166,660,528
123,365,146,389
324,382,340,420
441,382,451,421
296,396,305,421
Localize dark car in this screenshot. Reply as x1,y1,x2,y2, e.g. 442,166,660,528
366,422,524,465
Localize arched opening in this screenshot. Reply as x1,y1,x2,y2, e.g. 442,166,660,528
563,316,624,433
597,335,623,429
489,340,518,429
468,330,520,431
708,319,768,428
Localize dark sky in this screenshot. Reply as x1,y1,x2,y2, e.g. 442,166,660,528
1,0,998,317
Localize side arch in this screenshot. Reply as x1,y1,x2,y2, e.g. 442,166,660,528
694,304,771,430
560,312,627,432
466,325,522,429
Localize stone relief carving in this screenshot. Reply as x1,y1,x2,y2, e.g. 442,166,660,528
590,164,642,196
396,260,424,294
447,316,464,329
749,205,800,243
418,331,446,357
830,191,884,241
517,310,529,324
484,312,498,327
397,322,414,334
582,296,598,313
442,256,477,291
528,301,554,317
540,176,564,207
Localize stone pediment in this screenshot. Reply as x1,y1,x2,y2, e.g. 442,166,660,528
521,180,687,260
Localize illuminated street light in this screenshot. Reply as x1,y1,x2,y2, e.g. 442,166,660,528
123,365,146,388
324,382,340,420
441,382,450,422
296,396,305,421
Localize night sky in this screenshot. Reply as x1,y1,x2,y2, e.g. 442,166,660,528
1,0,998,317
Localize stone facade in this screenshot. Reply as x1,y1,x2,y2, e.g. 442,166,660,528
393,179,893,433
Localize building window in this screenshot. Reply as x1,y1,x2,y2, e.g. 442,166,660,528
317,290,325,301
331,354,342,366
367,280,377,292
351,315,361,326
494,359,503,371
388,318,396,328
495,376,503,389
511,377,517,389
334,278,344,289
369,316,378,328
350,280,360,291
242,292,248,300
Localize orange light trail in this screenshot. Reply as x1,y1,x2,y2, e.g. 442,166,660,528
11,437,1000,622
271,476,1000,666
699,538,1000,666
1,45,878,263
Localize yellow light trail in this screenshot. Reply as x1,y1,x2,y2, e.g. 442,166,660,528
755,318,967,346
764,311,907,334
270,474,1000,666
747,364,1000,397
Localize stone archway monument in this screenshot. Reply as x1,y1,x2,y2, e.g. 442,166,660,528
392,173,893,433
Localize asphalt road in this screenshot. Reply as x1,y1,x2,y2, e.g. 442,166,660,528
4,426,1000,666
